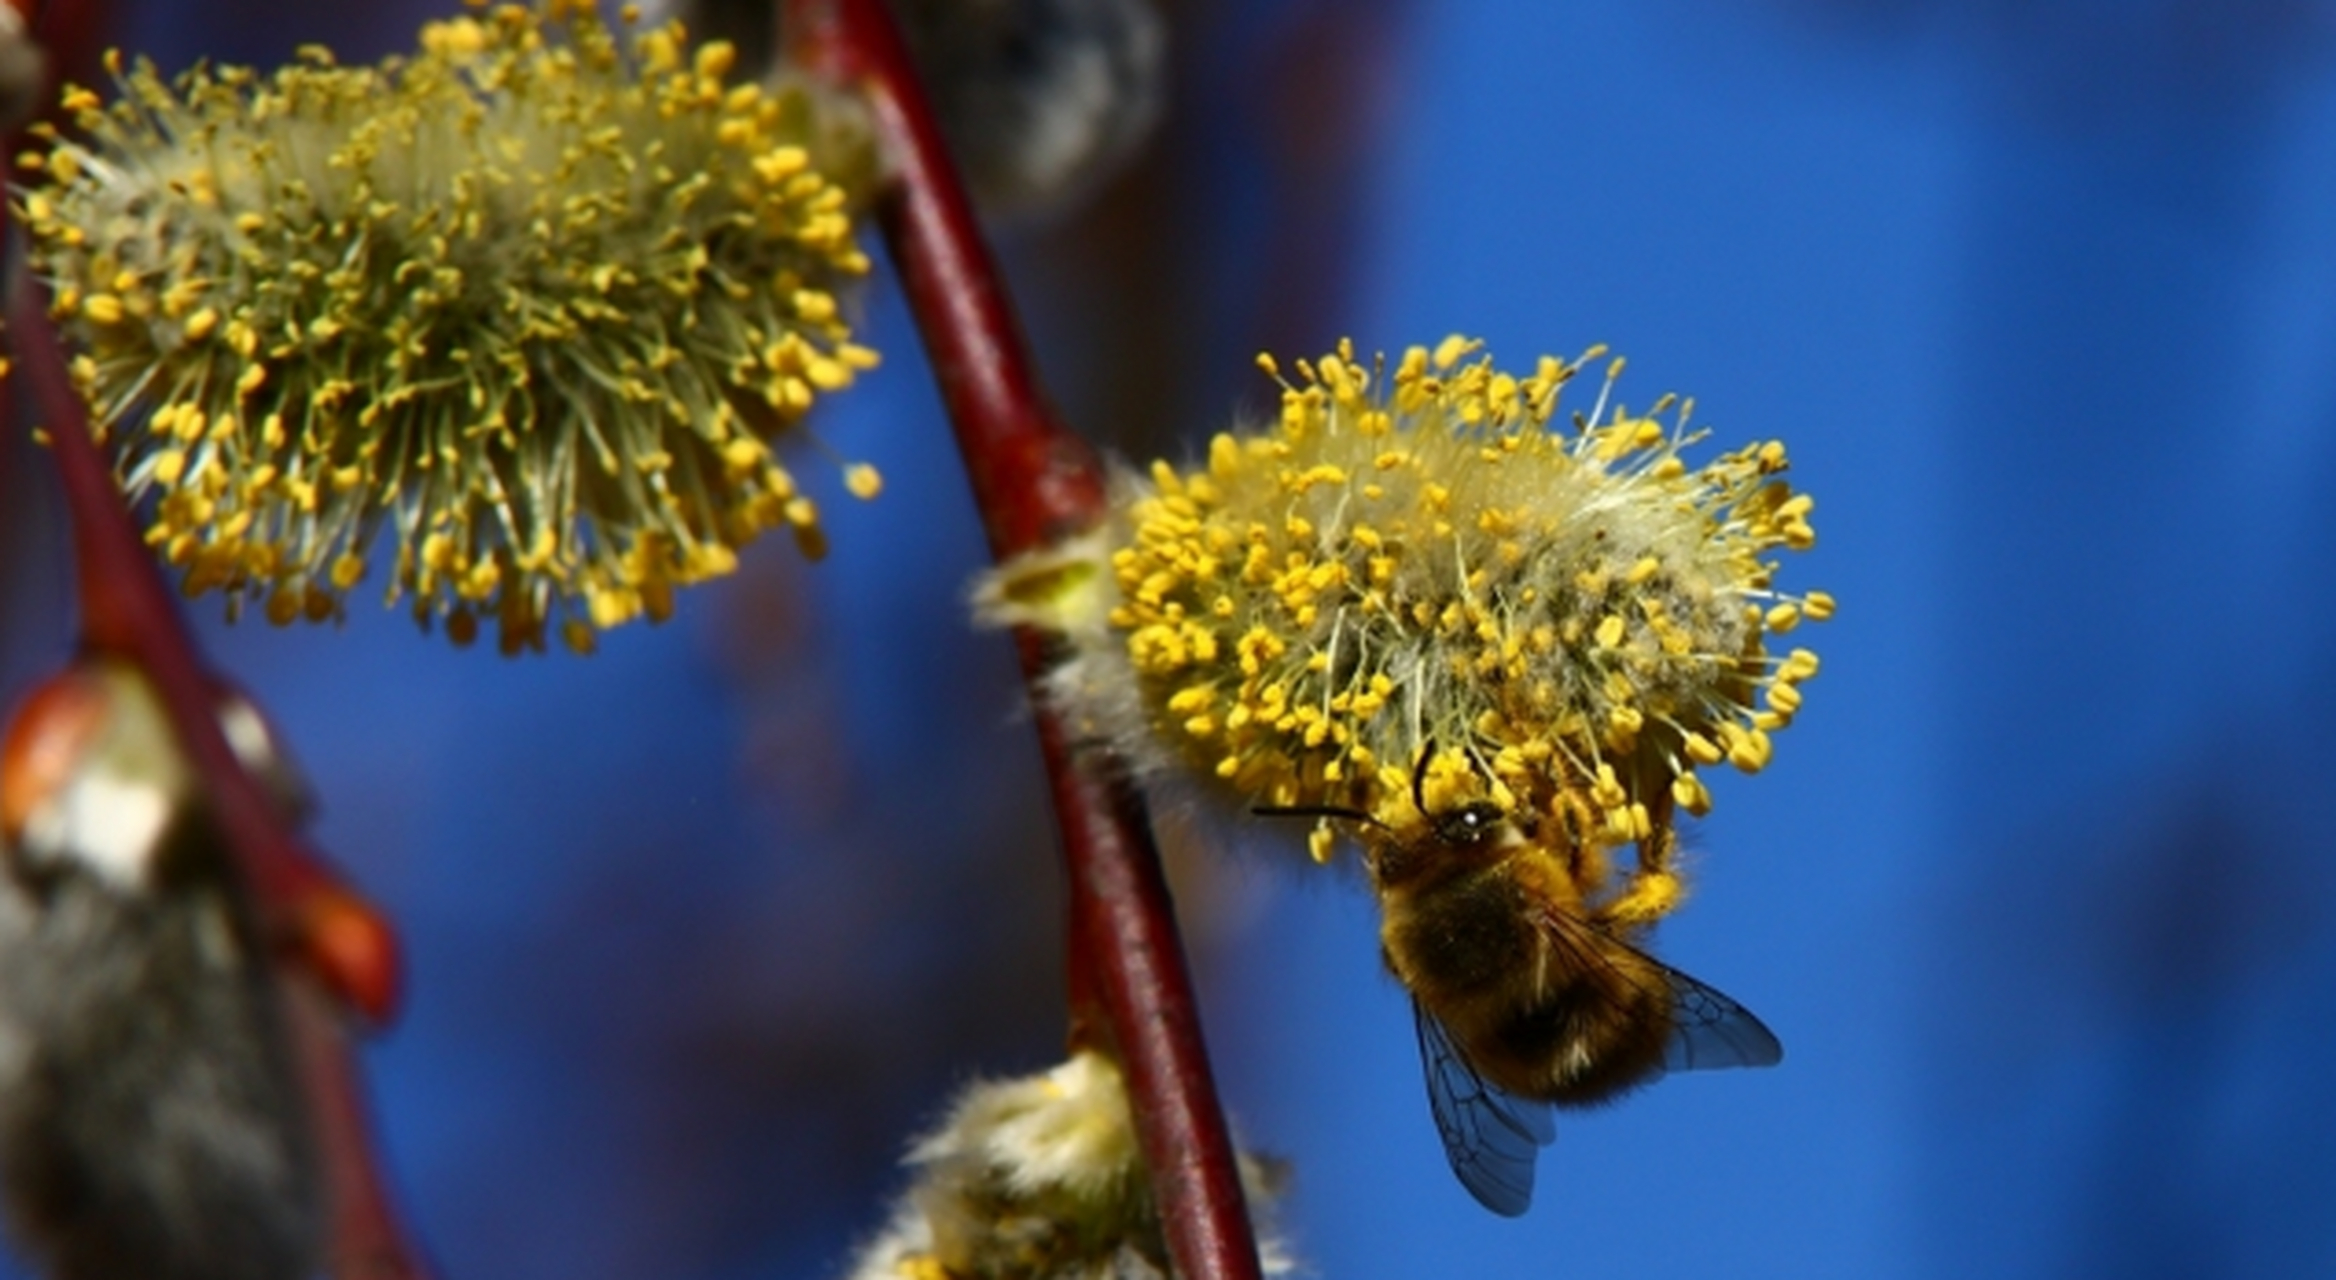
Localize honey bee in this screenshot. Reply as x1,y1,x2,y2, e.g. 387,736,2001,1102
1263,752,1781,1216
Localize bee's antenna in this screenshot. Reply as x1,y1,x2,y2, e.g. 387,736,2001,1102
1411,739,1437,817
1251,803,1389,832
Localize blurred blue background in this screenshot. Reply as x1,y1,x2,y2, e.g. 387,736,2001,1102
8,0,2336,1277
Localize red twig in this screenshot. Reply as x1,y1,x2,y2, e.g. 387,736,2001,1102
785,0,1104,551
285,983,442,1280
1024,647,1266,1278
784,3,1264,1277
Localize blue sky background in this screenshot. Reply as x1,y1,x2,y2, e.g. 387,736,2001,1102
7,1,2336,1277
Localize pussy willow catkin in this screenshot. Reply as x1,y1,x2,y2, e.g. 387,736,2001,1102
22,1,881,653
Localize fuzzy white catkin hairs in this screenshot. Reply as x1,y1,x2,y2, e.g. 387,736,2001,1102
843,1052,1298,1280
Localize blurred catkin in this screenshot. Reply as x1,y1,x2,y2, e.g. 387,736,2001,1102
643,0,1166,222
844,1052,1295,1280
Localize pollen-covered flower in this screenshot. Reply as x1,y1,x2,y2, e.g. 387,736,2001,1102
19,1,882,653
982,337,1829,906
843,1051,1296,1280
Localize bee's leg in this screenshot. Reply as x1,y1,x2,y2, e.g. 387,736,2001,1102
1634,787,1677,875
1600,791,1684,928
1550,786,1600,879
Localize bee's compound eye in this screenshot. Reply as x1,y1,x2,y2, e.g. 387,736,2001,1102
1434,802,1506,846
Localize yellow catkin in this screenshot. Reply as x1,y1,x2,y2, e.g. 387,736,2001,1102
23,1,885,653
992,337,1831,920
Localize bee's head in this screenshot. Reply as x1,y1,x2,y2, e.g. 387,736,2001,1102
1407,740,1515,850
1428,800,1508,849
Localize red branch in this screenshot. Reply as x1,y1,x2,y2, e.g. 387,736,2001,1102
285,982,442,1280
786,0,1104,551
783,3,1264,1277
1023,638,1266,1278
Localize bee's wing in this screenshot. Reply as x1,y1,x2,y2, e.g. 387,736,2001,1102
1655,960,1784,1073
1414,1000,1555,1217
1539,907,1784,1076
